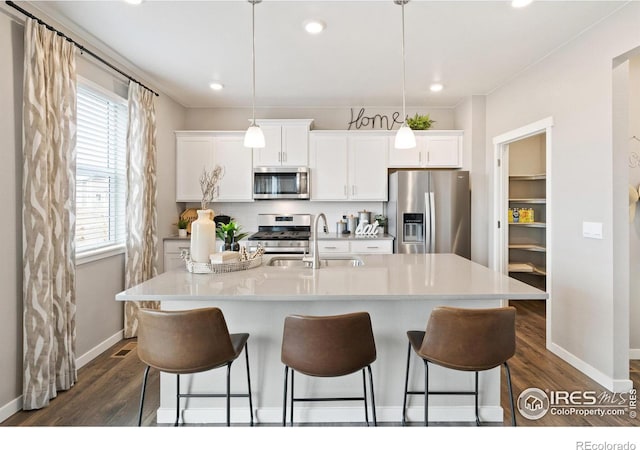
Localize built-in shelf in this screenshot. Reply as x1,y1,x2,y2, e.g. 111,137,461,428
509,244,546,252
508,262,546,276
509,222,546,228
509,198,546,204
509,174,546,181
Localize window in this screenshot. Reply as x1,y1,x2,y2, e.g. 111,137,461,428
75,81,127,262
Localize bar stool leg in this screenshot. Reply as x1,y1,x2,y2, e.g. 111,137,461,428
175,374,181,427
423,360,429,427
475,371,480,426
367,365,377,426
282,366,289,427
290,370,295,426
226,363,232,426
402,342,411,426
504,362,517,426
137,365,150,426
244,343,254,426
362,369,370,426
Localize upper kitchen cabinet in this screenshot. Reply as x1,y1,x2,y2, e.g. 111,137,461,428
309,131,388,201
252,119,314,167
388,130,463,168
175,131,253,202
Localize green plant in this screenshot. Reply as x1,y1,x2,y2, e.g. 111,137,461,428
177,218,189,230
216,221,248,242
406,113,435,130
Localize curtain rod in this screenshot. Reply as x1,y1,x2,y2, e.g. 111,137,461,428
5,0,159,97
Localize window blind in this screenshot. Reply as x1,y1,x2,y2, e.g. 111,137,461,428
76,83,127,256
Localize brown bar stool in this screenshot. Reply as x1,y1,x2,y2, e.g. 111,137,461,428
402,306,517,426
281,312,377,426
136,307,254,427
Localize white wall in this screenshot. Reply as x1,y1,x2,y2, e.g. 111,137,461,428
485,2,640,390
185,106,454,131
454,95,487,264
628,56,640,356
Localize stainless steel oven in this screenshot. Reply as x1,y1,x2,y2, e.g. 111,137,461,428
246,214,311,254
253,167,310,200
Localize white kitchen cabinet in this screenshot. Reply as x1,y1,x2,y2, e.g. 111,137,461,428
252,119,314,167
175,133,215,201
163,239,190,272
317,238,393,256
175,131,253,202
388,131,463,168
309,131,388,201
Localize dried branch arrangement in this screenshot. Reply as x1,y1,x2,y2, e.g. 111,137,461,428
199,165,224,210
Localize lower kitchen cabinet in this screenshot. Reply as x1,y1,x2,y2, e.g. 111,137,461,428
317,238,393,256
163,238,191,272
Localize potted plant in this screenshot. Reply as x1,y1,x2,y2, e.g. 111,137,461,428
177,218,189,237
406,113,435,130
216,221,249,252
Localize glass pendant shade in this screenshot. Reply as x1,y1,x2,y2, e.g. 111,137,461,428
395,124,416,149
244,124,265,148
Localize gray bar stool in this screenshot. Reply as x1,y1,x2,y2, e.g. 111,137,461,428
136,307,254,426
281,312,377,426
402,306,517,426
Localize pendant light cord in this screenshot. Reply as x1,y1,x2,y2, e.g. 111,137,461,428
401,1,407,124
251,1,257,126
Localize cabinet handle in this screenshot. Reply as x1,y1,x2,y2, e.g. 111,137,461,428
427,152,430,164
278,152,281,163
419,152,422,164
367,246,379,249
352,185,356,195
283,152,287,162
324,246,337,249
344,185,347,196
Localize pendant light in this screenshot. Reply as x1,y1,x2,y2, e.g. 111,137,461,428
394,0,416,149
244,0,265,148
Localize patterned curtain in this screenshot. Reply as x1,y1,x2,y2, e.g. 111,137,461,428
124,82,159,338
22,18,77,410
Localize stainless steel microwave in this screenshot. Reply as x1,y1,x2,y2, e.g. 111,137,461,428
253,167,310,200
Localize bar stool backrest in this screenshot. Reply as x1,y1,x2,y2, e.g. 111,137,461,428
281,312,377,377
137,307,236,374
418,306,516,371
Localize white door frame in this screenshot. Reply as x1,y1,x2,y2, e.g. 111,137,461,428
492,117,553,347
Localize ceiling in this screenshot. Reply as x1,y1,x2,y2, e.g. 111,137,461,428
29,0,627,109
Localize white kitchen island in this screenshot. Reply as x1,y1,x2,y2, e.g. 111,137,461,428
116,253,547,425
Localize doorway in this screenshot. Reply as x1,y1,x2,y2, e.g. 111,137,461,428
492,117,553,347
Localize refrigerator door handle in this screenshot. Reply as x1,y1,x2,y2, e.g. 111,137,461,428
429,192,436,253
424,192,431,252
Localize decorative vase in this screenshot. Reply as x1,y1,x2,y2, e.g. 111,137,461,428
178,229,187,238
190,209,217,263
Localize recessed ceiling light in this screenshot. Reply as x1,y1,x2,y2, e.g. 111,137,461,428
303,20,326,35
511,0,533,8
123,0,144,5
209,82,224,91
430,83,444,92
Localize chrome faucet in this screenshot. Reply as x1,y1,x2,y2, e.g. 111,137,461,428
304,213,328,269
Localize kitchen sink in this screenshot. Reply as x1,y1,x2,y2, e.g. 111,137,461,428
267,255,364,268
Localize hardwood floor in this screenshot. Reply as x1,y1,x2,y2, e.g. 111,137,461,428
2,300,638,427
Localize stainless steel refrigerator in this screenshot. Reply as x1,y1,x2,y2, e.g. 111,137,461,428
387,170,470,258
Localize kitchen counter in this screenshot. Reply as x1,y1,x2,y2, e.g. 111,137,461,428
116,254,546,425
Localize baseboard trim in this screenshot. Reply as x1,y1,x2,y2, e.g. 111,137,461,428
157,405,505,425
76,330,124,369
548,342,633,393
0,330,124,423
629,349,640,360
0,395,22,424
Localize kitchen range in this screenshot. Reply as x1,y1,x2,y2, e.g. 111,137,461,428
246,214,312,254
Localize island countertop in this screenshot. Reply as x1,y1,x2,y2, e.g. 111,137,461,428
115,253,547,302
